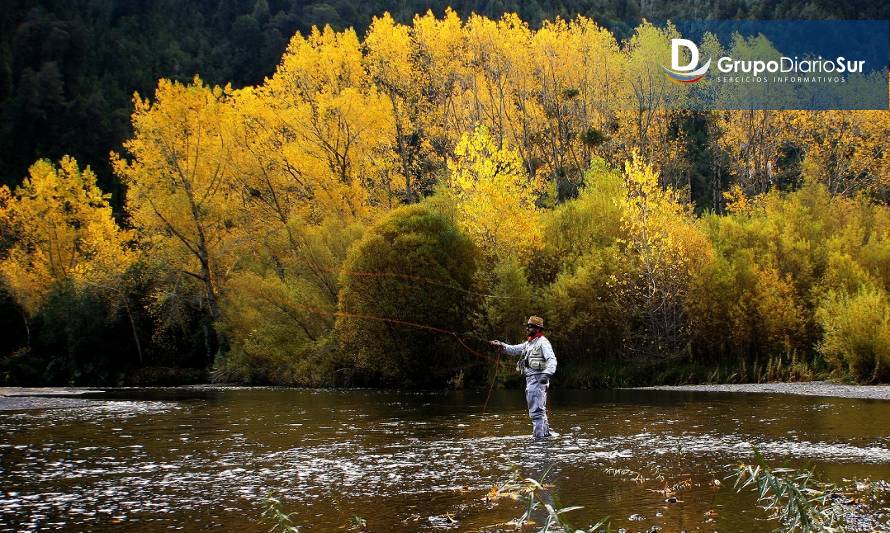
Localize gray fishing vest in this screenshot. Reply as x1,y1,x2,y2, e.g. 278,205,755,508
523,337,546,371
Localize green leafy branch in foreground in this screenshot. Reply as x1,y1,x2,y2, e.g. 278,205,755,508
261,494,369,532
261,495,300,533
729,447,846,532
489,464,612,532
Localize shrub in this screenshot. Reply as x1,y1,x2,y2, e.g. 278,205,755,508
335,204,479,387
816,285,890,383
859,235,890,290
613,155,714,357
544,246,627,364
537,158,625,278
686,252,747,360
811,251,876,304
544,157,714,361
751,264,808,357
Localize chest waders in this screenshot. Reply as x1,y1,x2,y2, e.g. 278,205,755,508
522,338,551,438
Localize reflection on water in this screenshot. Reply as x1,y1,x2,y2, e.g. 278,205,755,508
1,387,889,531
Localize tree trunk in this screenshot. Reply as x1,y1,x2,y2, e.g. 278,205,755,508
123,298,144,365
202,270,221,366
203,322,216,366
20,309,30,349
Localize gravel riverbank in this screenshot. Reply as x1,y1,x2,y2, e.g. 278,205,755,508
0,388,103,411
629,381,890,401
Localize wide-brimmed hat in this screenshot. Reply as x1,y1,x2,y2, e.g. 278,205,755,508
526,316,544,328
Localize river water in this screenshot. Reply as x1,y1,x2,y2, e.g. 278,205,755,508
1,387,889,531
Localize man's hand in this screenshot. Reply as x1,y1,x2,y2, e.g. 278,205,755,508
488,341,507,353
538,375,550,385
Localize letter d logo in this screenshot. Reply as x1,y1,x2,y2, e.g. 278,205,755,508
672,39,699,72
662,38,711,83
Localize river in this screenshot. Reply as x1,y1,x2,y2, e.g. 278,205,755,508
1,387,889,531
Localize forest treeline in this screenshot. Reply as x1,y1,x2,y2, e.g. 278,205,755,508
3,0,889,199
1,10,889,387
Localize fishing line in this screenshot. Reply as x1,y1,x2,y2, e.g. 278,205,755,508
481,347,502,415
285,300,498,363
284,300,508,414
336,267,523,415
313,266,527,301
241,245,522,411
337,269,526,301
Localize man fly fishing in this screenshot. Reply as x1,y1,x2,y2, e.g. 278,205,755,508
490,316,557,439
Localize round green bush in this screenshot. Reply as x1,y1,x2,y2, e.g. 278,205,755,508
335,204,479,387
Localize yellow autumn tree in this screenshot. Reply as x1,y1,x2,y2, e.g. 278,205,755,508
528,16,623,189
616,153,714,356
0,156,134,342
219,27,402,381
220,26,400,349
257,25,397,219
460,14,533,154
364,12,433,203
715,35,795,196
446,126,542,262
228,85,347,306
716,108,794,196
113,77,242,326
792,109,890,198
617,21,688,189
410,8,467,161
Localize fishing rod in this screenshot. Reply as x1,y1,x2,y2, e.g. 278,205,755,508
481,346,502,416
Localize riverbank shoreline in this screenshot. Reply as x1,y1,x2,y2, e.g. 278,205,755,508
627,381,890,401
0,387,105,411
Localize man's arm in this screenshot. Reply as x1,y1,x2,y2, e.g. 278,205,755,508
501,341,527,357
490,340,528,357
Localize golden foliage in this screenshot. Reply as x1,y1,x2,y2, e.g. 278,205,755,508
259,26,397,218
723,184,753,215
0,157,134,315
113,77,242,319
792,108,890,197
447,126,542,261
615,154,714,354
